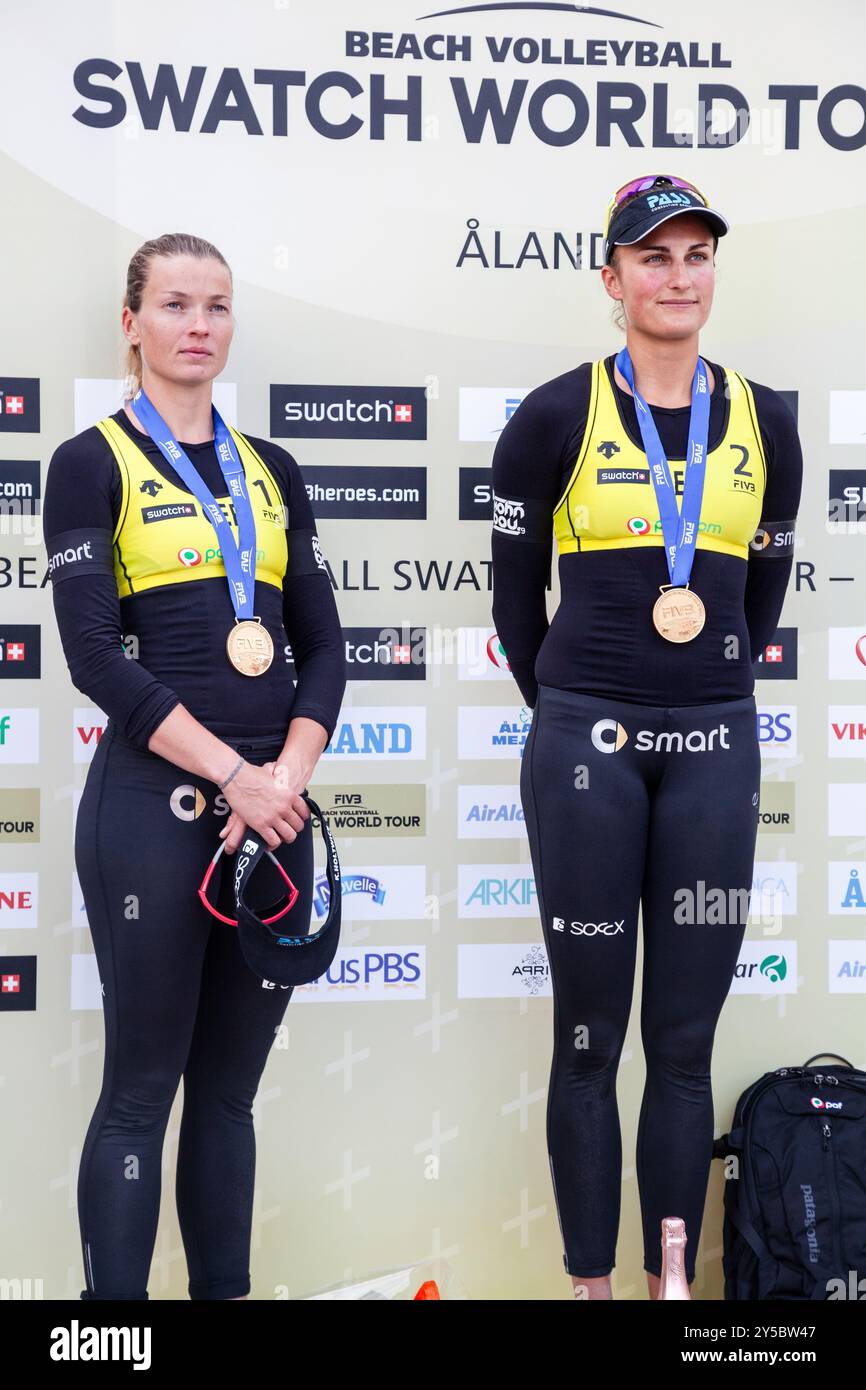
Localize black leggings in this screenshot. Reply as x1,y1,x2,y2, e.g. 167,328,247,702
75,721,313,1300
520,685,761,1283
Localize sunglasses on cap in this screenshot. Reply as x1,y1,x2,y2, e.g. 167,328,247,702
603,174,708,240
198,838,299,927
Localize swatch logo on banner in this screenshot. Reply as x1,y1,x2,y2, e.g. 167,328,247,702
590,718,732,753
270,384,427,440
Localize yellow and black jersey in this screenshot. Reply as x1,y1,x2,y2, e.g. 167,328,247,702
94,414,290,598
43,409,345,747
490,354,802,708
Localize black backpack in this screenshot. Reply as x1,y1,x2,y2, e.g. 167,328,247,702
712,1053,866,1300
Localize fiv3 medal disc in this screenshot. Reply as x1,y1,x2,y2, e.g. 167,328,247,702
652,586,706,643
227,618,274,676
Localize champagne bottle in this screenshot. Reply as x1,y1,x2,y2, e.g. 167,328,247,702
658,1216,691,1300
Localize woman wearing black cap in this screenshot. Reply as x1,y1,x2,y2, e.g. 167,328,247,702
491,176,802,1298
43,232,346,1300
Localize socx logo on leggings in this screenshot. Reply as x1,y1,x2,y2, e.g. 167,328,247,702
552,916,625,937
590,718,732,753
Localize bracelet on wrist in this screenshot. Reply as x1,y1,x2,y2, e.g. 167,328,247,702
218,755,245,791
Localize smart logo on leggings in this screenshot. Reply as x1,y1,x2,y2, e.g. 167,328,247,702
590,718,731,753
552,916,625,937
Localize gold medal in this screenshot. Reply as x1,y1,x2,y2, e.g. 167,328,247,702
652,585,706,643
227,618,274,676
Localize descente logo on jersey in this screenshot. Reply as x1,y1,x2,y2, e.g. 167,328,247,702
591,718,732,753
48,539,92,574
492,492,525,535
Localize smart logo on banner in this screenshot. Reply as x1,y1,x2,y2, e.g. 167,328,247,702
271,385,427,439
459,705,532,758
321,707,426,759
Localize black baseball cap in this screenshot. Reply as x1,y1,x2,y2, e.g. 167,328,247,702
604,176,729,266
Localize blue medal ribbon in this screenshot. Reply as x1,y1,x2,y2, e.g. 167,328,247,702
129,387,258,622
615,346,710,591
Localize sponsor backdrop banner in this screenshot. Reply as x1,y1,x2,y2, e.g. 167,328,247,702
1,0,864,1300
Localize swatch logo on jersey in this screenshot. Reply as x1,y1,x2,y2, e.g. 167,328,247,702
231,793,342,986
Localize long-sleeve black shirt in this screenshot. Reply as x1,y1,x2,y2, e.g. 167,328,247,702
43,408,346,748
491,354,803,709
